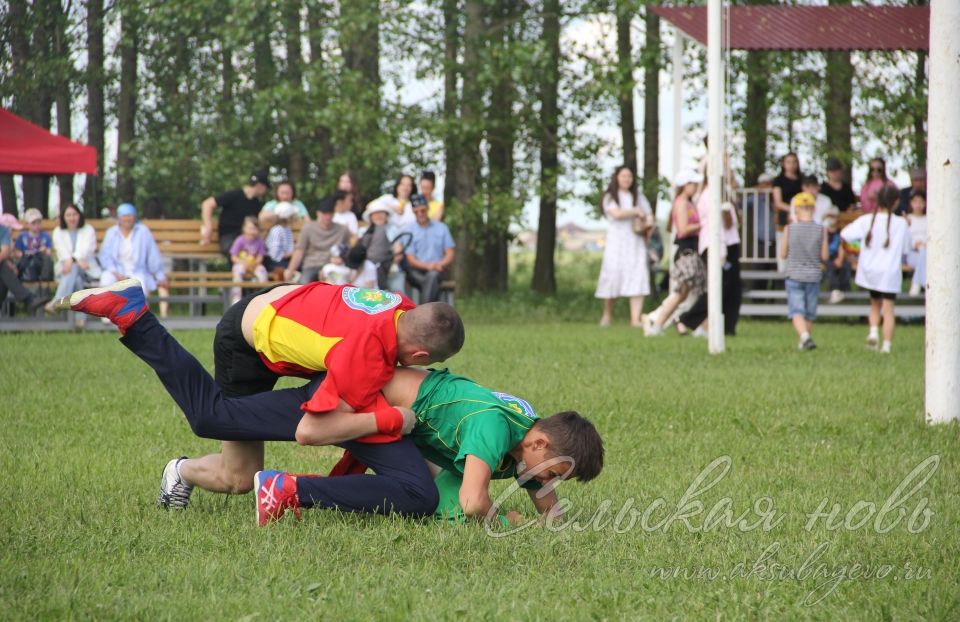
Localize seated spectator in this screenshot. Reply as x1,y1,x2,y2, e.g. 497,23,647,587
14,208,54,282
789,176,832,224
283,200,350,284
859,158,896,214
261,180,309,221
345,244,378,289
45,204,101,328
98,203,168,300
201,169,270,257
331,190,359,238
0,213,48,314
420,170,444,221
822,205,851,304
322,169,365,219
898,168,926,216
905,190,927,296
405,194,455,303
321,243,353,285
388,174,417,231
263,202,297,278
359,201,405,290
819,158,856,212
230,216,269,305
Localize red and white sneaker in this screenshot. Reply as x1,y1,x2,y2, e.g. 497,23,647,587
254,470,301,526
53,278,148,334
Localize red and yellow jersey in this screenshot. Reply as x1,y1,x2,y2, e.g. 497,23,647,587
252,282,416,420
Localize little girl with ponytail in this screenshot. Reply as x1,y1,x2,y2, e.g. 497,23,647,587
841,184,913,353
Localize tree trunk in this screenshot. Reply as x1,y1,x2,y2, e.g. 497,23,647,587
616,1,637,173
54,3,74,208
221,36,233,107
642,5,660,207
83,0,105,214
441,0,460,212
307,3,333,181
483,0,517,293
340,0,382,186
252,5,276,93
822,0,853,182
452,0,484,296
744,50,769,188
912,50,927,169
23,1,55,214
4,0,30,214
284,1,306,184
532,0,561,295
116,0,138,204
0,177,15,215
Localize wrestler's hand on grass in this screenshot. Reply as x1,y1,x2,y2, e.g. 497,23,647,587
397,406,416,435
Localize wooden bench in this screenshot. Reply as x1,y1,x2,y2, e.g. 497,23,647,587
5,217,456,316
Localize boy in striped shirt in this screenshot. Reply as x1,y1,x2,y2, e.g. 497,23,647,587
781,192,828,351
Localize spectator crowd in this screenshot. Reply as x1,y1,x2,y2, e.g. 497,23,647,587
594,151,927,354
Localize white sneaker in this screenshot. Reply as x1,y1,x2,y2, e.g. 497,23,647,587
158,457,193,509
866,334,879,352
691,327,708,338
644,323,663,337
828,290,844,304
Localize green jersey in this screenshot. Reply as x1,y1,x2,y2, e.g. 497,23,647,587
410,369,539,480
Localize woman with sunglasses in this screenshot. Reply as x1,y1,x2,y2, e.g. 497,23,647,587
859,158,897,214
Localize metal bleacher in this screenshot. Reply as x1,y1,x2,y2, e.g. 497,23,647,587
734,189,925,319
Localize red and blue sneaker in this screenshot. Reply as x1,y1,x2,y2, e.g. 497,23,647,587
53,278,148,334
255,470,301,526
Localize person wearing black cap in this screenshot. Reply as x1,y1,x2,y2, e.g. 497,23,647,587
819,158,856,212
201,169,271,257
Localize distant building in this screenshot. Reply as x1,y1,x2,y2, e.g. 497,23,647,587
515,222,606,252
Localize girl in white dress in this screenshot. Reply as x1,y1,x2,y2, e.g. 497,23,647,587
840,184,912,353
595,165,653,327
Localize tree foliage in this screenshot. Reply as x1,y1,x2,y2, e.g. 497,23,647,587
0,0,931,292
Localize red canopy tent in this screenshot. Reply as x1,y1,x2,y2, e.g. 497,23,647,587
0,107,97,175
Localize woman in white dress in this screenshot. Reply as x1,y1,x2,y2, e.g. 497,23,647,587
595,165,653,327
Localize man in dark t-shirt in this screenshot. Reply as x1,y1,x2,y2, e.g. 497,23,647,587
201,169,270,256
819,158,857,212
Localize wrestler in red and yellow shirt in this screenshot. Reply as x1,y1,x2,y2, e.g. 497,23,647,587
251,282,415,439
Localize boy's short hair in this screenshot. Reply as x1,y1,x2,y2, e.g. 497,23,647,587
404,302,465,360
535,411,604,482
801,174,819,187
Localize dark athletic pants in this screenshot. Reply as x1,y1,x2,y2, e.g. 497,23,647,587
120,312,439,517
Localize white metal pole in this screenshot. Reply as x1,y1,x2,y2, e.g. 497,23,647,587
672,31,684,181
925,0,960,424
707,0,725,353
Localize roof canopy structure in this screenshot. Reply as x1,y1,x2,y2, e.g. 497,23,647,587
0,107,98,176
650,5,929,51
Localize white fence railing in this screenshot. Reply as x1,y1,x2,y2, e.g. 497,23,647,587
732,188,777,264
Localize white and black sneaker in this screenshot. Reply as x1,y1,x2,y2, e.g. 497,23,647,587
158,456,193,509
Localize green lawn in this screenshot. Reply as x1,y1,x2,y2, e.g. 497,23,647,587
1,312,957,620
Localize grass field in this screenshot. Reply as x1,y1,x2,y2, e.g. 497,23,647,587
2,304,958,620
